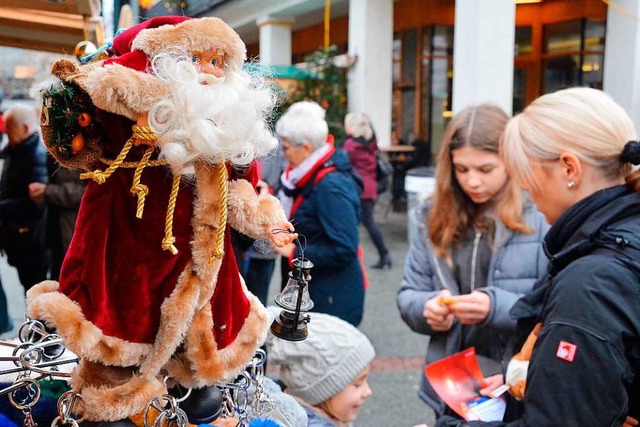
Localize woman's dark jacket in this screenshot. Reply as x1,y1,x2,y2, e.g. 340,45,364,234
437,185,640,427
0,133,48,266
281,149,365,326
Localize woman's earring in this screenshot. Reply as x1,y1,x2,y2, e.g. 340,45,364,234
567,181,576,189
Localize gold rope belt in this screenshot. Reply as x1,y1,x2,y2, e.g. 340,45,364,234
79,125,227,258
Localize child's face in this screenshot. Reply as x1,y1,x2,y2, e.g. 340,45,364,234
324,367,372,423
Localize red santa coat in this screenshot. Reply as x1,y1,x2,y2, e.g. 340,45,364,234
27,112,281,421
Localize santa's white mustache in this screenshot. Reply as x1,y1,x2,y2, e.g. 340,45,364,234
198,73,225,85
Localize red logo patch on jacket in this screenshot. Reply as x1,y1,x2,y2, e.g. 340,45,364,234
556,341,577,362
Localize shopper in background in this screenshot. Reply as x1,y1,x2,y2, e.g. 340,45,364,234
343,112,392,269
28,154,85,280
397,104,548,422
0,104,49,292
275,101,365,326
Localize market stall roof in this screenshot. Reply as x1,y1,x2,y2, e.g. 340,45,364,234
0,0,102,54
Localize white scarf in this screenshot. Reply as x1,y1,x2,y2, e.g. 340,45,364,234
278,144,333,218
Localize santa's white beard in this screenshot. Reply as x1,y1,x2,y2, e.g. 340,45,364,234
147,53,277,175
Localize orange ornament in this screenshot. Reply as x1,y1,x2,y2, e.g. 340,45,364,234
71,134,85,154
78,112,92,127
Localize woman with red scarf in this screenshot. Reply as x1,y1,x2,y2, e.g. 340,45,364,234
275,101,366,326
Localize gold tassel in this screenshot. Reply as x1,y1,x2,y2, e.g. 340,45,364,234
210,162,228,261
80,125,157,184
162,173,181,255
130,146,155,218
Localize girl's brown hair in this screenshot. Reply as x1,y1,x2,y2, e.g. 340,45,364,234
429,104,531,258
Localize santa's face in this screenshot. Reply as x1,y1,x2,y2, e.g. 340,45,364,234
192,48,225,85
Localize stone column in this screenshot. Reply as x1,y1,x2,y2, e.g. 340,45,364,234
257,17,293,66
347,0,394,147
603,0,640,133
452,0,515,114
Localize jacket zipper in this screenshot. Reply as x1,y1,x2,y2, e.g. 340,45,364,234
470,231,482,291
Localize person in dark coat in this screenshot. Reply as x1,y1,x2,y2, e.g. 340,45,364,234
275,101,365,327
435,88,640,426
343,112,392,269
0,104,49,292
28,154,86,281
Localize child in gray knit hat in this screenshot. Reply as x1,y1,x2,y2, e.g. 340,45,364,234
266,310,375,427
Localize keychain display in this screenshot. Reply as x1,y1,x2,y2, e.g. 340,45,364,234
0,319,292,427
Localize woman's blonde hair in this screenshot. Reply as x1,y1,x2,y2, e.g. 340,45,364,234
429,104,530,258
502,87,639,191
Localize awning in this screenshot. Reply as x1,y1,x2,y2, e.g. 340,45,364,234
0,0,102,55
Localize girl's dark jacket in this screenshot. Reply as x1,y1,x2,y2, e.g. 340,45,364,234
437,185,640,427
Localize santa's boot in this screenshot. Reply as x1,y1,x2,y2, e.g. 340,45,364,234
169,384,223,424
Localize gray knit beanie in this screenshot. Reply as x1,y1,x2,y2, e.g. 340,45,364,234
265,309,375,406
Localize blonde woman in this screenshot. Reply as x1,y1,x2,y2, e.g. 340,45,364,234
437,88,640,426
397,104,549,422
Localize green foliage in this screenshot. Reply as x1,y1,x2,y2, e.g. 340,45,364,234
282,45,348,144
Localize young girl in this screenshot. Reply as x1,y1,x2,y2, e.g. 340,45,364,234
266,310,375,426
396,104,549,421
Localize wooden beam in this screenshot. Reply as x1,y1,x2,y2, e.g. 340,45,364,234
0,0,101,17
0,35,77,54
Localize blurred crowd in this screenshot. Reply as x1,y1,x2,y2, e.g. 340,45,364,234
2,83,640,427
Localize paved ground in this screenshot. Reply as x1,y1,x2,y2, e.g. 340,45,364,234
0,200,435,427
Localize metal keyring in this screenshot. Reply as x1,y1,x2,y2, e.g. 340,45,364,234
7,378,41,410
56,391,86,424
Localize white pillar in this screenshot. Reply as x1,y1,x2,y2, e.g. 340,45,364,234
452,0,515,114
603,0,640,134
257,17,293,66
347,0,394,147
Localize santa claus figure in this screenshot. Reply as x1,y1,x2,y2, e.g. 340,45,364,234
28,16,295,423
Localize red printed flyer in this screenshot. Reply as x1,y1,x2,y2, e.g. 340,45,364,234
425,347,506,421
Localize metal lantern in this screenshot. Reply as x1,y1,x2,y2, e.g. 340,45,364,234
270,257,314,341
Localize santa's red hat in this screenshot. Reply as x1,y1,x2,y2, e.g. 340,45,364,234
84,16,247,120
104,16,246,73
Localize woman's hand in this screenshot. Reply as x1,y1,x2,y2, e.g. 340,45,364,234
423,290,455,331
447,291,491,325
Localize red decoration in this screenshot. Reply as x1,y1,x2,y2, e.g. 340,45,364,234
78,112,92,127
71,134,85,154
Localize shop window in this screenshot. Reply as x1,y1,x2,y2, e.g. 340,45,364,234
542,19,605,93
421,26,453,158
513,25,533,114
515,26,533,56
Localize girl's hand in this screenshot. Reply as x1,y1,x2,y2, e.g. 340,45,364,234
447,291,491,325
480,373,504,397
423,290,455,331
